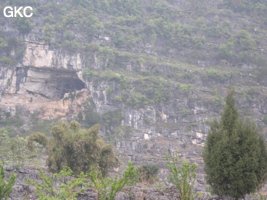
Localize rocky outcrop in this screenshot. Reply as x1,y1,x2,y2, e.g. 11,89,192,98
114,186,180,200
1,3,267,196
23,42,82,71
0,42,87,119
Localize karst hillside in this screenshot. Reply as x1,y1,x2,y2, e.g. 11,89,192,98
0,0,267,199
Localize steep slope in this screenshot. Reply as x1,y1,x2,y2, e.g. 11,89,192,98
0,0,267,192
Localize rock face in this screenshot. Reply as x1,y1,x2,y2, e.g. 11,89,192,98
0,42,87,119
1,29,267,193
1,1,267,196
114,186,180,200
22,42,82,70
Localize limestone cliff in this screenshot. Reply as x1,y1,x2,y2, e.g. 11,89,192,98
0,41,87,119
0,0,267,194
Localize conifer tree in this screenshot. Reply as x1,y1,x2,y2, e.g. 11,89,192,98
203,88,267,199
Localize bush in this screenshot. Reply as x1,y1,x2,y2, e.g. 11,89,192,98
0,164,16,199
102,109,123,127
138,164,159,183
165,151,198,200
90,162,138,200
83,107,101,128
85,109,101,126
14,17,33,34
144,117,154,125
0,57,14,66
263,115,267,125
27,121,119,176
0,129,30,165
0,38,8,48
27,167,87,199
203,69,227,83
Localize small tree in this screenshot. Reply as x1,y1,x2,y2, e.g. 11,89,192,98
90,162,138,200
203,87,267,199
0,164,16,199
27,121,119,176
165,151,198,200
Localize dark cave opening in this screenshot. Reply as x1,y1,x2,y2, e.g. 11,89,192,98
49,70,86,99
23,68,86,99
58,77,85,98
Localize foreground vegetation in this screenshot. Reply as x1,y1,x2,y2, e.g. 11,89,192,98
1,88,267,199
203,88,267,199
2,89,267,200
0,0,267,199
0,118,201,199
28,121,119,176
0,142,198,200
0,165,15,199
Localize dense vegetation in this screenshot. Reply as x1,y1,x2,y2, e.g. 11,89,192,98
2,0,267,63
0,124,200,199
0,145,198,200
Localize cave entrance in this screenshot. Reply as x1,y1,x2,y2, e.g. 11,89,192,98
48,69,86,99
22,68,86,99
58,77,85,98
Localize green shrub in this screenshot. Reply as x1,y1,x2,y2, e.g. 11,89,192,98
247,87,259,96
102,109,123,127
106,87,113,95
218,43,234,60
27,167,87,200
14,17,33,34
82,69,96,79
263,115,267,125
165,151,198,200
138,164,159,183
176,84,193,94
114,96,122,102
0,57,14,66
90,162,138,200
0,129,30,165
77,111,83,122
0,38,7,48
0,164,16,199
83,107,101,128
28,121,119,176
203,69,227,83
144,117,154,125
